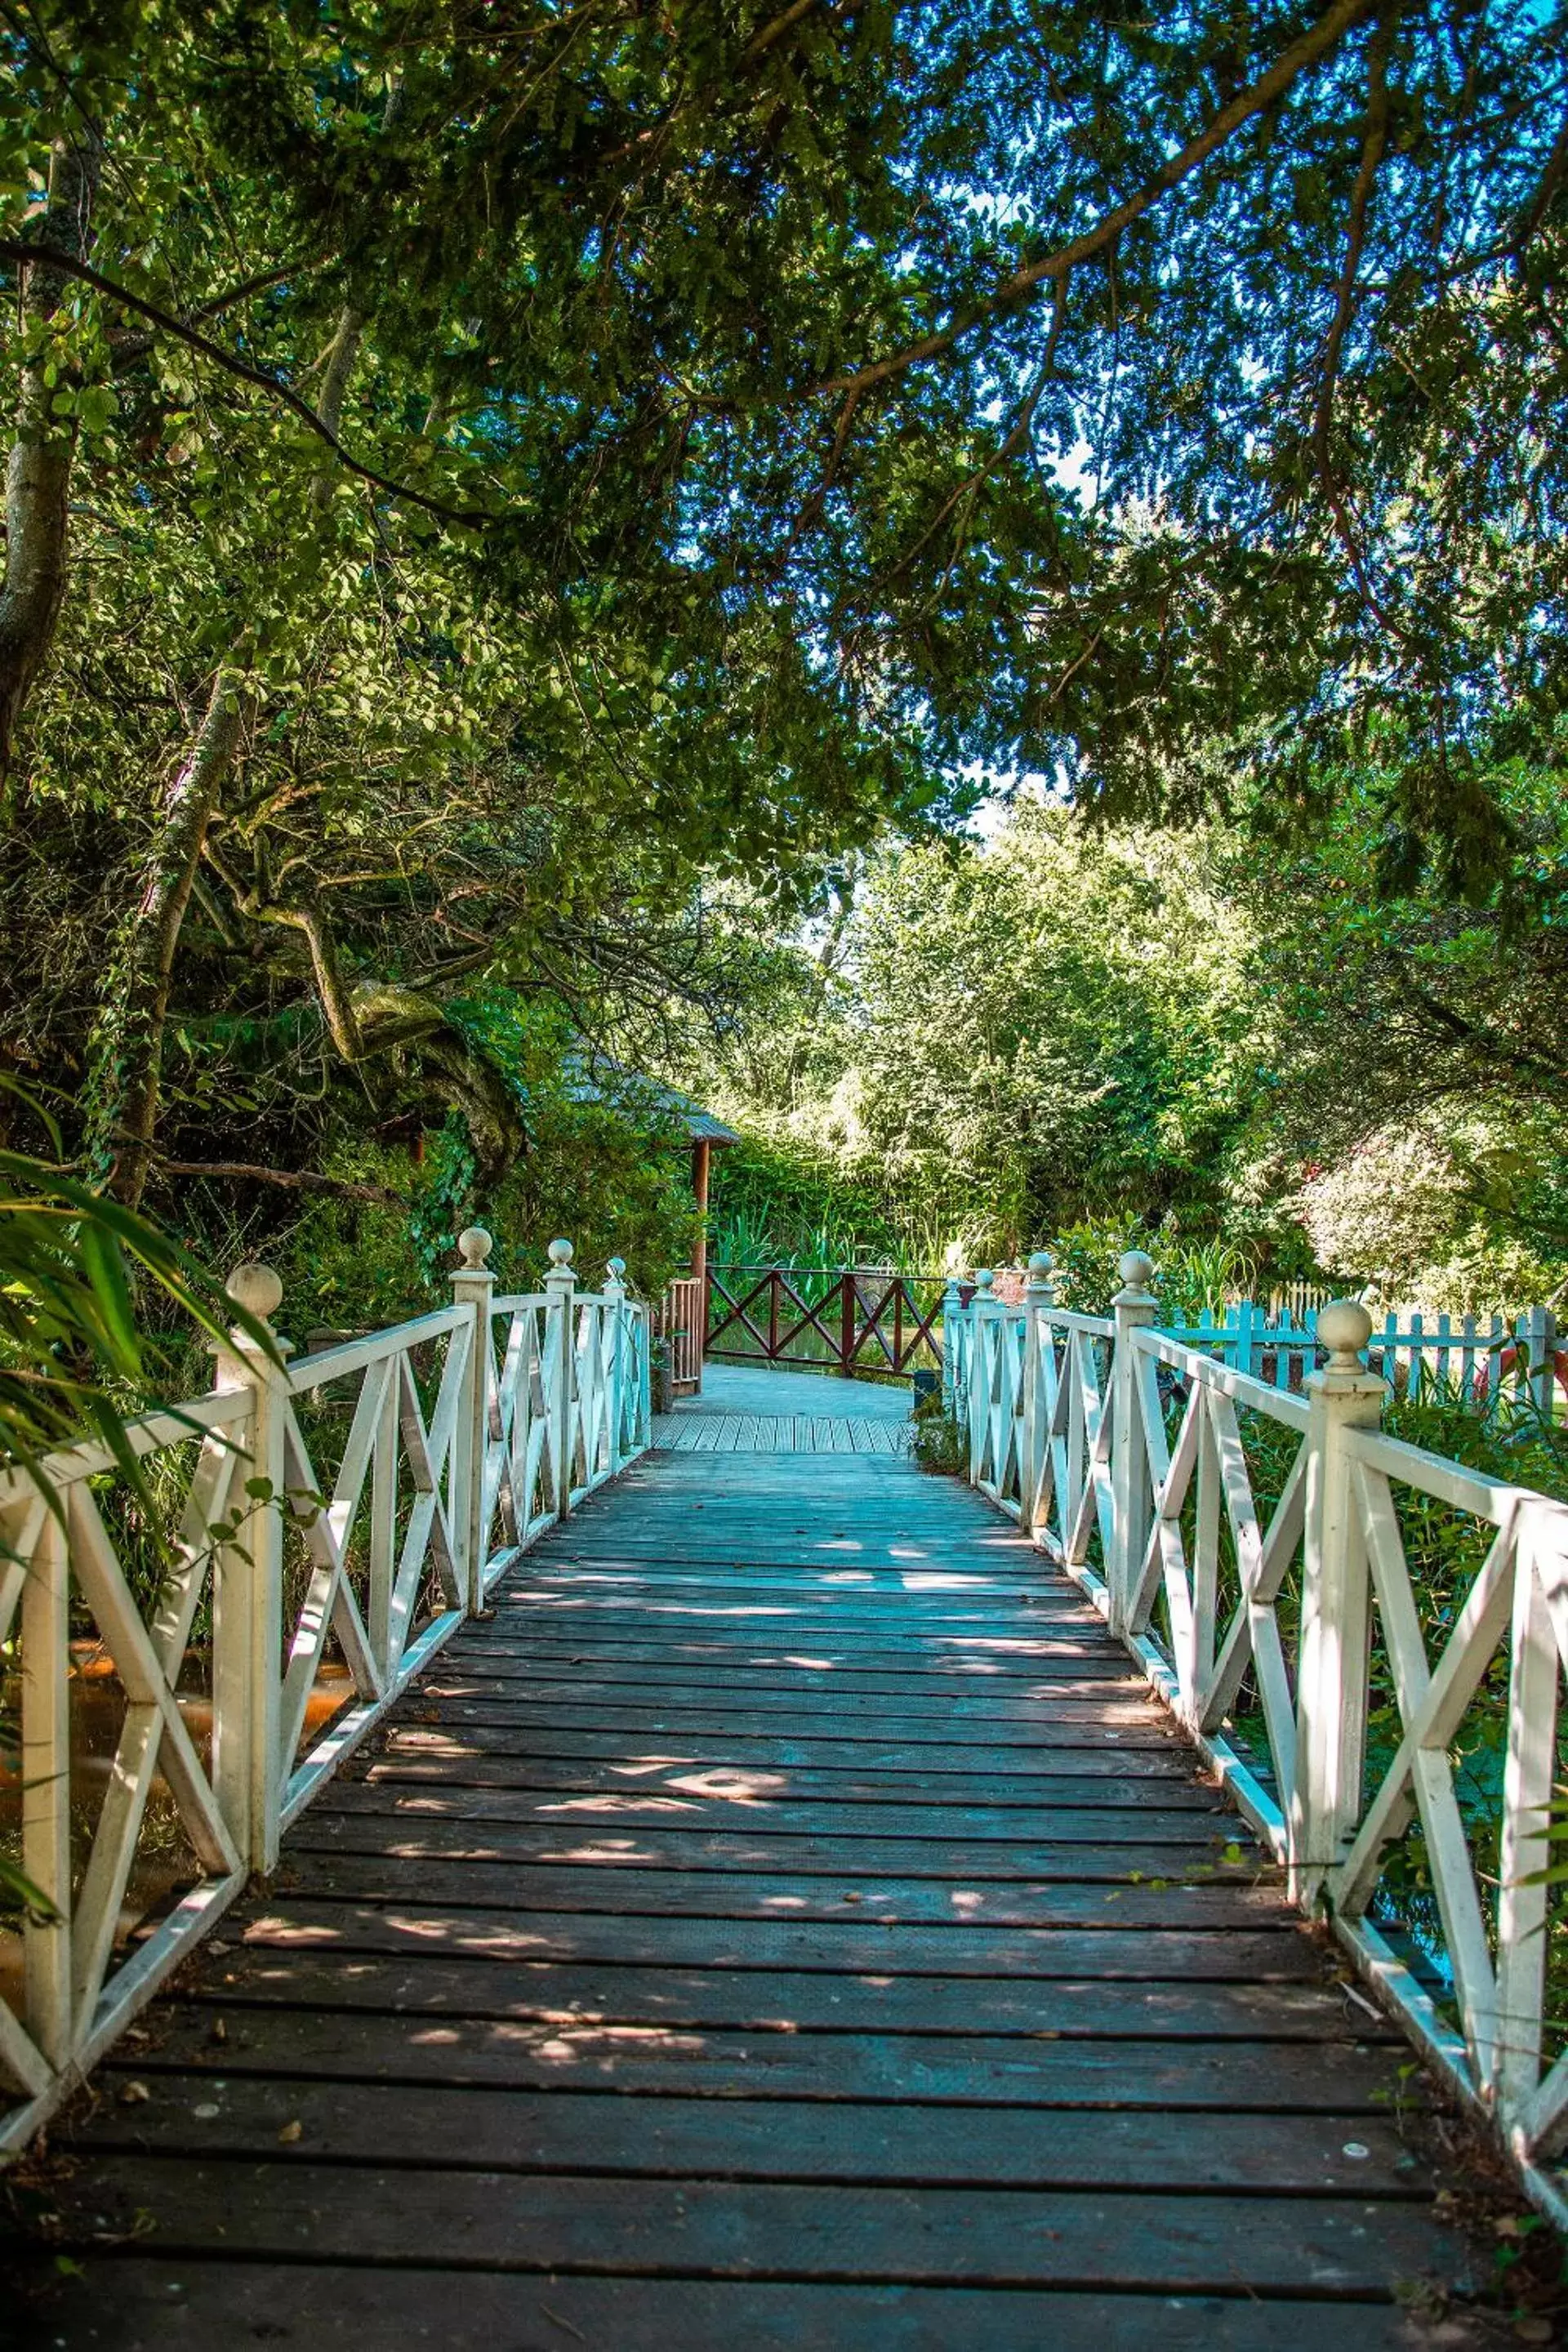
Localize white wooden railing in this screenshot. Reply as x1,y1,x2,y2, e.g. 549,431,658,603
0,1227,650,2152
944,1250,1568,2223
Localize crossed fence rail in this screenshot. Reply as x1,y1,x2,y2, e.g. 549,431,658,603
945,1252,1568,2223
702,1264,1561,1404
0,1229,650,2153
705,1264,946,1378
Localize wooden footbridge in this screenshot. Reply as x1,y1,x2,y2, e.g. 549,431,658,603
11,1345,1497,2350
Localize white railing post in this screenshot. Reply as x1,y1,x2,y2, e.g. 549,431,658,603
211,1262,288,1876
640,1293,653,1446
1020,1250,1054,1537
1291,1298,1386,1905
1524,1304,1557,1415
967,1270,998,1481
940,1276,965,1414
450,1225,496,1614
1108,1250,1157,1637
604,1257,629,1471
546,1237,577,1518
21,1503,71,2071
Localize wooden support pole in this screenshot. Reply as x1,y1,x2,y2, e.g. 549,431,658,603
691,1138,710,1396
690,1138,711,1283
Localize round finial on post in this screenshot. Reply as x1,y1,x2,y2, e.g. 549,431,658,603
227,1261,283,1323
1317,1298,1373,1372
1027,1250,1054,1279
606,1255,626,1282
457,1226,493,1270
546,1237,574,1274
974,1267,995,1296
1116,1250,1156,1299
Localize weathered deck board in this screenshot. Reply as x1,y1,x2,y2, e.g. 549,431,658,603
12,1422,1486,2349
652,1410,912,1452
2,2267,1468,2350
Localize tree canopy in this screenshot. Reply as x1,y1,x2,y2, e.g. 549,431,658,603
688,769,1568,1312
0,1,1561,1290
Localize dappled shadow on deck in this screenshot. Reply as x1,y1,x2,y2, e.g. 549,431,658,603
10,1438,1490,2349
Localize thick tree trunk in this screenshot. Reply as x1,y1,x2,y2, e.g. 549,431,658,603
0,132,102,782
91,670,247,1207
208,889,527,1191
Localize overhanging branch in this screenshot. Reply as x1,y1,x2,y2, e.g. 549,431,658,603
0,240,492,528
815,0,1379,401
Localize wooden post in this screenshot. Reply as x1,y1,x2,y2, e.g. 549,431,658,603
690,1138,711,1282
690,1138,710,1396
840,1270,857,1378
1109,1250,1157,1637
450,1226,495,1615
545,1238,577,1519
211,1262,287,1876
1020,1250,1054,1538
1291,1299,1385,1905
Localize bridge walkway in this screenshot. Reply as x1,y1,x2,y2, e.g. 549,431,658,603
20,1367,1481,2347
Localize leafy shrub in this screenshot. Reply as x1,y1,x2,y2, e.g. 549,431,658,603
269,1095,697,1337
910,1390,968,1477
1046,1218,1254,1321
708,1135,915,1269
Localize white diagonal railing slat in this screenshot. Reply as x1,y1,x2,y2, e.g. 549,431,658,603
0,1225,650,2156
945,1250,1568,2224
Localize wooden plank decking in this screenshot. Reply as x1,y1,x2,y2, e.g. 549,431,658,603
652,1410,910,1450
13,1396,1485,2348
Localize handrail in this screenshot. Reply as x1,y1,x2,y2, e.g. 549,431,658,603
0,1226,650,2154
944,1245,1568,2229
0,1388,254,1512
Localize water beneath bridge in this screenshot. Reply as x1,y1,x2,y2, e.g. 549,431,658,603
13,1365,1490,2347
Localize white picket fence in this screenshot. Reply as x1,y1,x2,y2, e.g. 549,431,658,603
944,1251,1568,2222
1174,1298,1561,1411
0,1228,650,2152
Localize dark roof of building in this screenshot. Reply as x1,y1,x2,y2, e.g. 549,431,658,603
563,1058,740,1147
638,1076,741,1144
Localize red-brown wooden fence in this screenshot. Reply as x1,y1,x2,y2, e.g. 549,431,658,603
653,1275,705,1394
705,1265,946,1378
